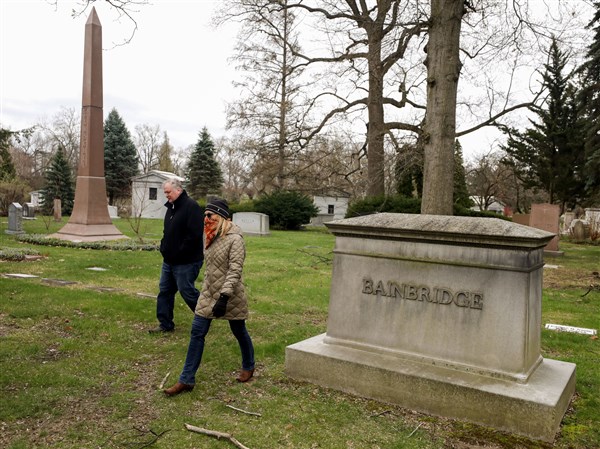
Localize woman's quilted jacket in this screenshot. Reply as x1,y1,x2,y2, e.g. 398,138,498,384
195,223,248,320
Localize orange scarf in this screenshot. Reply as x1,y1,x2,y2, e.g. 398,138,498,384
204,215,219,248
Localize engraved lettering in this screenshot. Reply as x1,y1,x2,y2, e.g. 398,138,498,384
406,285,418,300
389,282,403,299
436,288,453,305
362,278,483,310
471,293,484,309
362,278,373,294
374,280,387,296
454,291,470,307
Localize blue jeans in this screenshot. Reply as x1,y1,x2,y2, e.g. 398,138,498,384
179,315,255,385
156,261,202,331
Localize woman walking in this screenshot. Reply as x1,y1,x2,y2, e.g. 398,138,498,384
164,199,255,396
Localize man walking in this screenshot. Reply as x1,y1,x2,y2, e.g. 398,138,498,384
149,178,204,333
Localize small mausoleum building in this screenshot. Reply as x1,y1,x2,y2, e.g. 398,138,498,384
131,170,185,219
311,190,350,225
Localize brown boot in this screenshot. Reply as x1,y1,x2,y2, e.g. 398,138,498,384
236,369,254,383
164,382,194,396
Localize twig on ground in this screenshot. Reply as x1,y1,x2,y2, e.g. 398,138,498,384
369,409,392,418
408,422,423,438
159,371,170,389
185,423,251,449
226,404,262,416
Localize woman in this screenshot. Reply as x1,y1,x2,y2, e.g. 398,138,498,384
164,198,255,396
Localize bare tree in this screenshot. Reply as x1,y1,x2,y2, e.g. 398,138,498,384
216,0,317,191
134,123,161,173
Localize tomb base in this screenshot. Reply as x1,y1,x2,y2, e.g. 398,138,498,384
286,334,575,443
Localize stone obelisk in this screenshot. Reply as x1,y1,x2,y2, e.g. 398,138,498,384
50,7,126,242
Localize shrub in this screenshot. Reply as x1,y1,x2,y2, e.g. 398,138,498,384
346,195,510,220
254,190,318,230
345,195,421,218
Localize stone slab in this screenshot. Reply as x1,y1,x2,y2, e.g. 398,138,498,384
286,333,576,443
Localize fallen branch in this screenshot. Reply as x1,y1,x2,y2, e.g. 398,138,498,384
185,423,251,449
408,422,423,438
369,409,392,418
226,404,262,416
159,371,171,389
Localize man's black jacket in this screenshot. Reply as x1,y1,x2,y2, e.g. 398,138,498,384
160,190,204,265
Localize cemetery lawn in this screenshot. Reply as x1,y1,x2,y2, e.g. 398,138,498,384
0,218,598,449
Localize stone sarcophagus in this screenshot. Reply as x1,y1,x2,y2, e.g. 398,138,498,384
285,213,575,442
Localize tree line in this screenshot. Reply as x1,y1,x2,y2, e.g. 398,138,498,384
1,1,598,216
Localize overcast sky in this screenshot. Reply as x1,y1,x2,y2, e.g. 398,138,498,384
1,0,239,152
1,1,595,163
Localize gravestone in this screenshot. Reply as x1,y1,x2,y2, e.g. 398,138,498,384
53,199,62,222
511,213,530,226
286,213,575,442
530,203,562,255
571,219,588,241
22,202,36,219
232,212,270,236
6,203,25,235
562,211,575,234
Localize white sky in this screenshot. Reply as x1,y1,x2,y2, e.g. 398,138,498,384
0,1,594,163
1,0,239,151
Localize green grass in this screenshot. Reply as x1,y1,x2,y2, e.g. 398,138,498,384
0,217,598,448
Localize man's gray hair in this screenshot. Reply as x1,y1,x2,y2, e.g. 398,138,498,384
163,178,183,190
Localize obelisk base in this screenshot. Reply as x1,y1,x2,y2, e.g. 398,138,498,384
286,334,576,443
49,176,127,242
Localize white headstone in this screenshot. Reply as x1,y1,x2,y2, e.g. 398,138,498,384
233,212,270,236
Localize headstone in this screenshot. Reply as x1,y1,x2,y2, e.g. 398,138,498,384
53,199,62,222
6,203,25,235
232,212,270,236
530,203,561,254
562,212,575,234
22,202,36,219
584,208,600,238
107,205,119,218
511,213,530,226
571,219,588,241
49,8,126,242
286,213,575,442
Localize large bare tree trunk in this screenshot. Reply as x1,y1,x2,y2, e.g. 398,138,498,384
367,33,386,197
421,0,464,215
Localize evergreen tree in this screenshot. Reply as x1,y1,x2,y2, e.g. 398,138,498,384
104,108,139,205
157,131,175,173
502,38,586,211
453,140,472,208
0,129,17,181
578,2,600,204
187,127,223,199
41,146,74,215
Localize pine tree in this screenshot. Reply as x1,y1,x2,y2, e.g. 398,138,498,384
187,127,223,200
502,38,586,211
0,129,17,181
104,108,139,205
157,132,175,173
453,140,472,208
41,146,74,215
578,2,600,204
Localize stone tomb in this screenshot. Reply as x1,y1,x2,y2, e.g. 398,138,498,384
232,212,270,236
285,213,575,442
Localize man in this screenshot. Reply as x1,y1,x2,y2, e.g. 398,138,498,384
149,178,204,333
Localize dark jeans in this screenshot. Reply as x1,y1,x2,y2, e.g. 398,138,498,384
179,315,255,385
156,261,202,331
